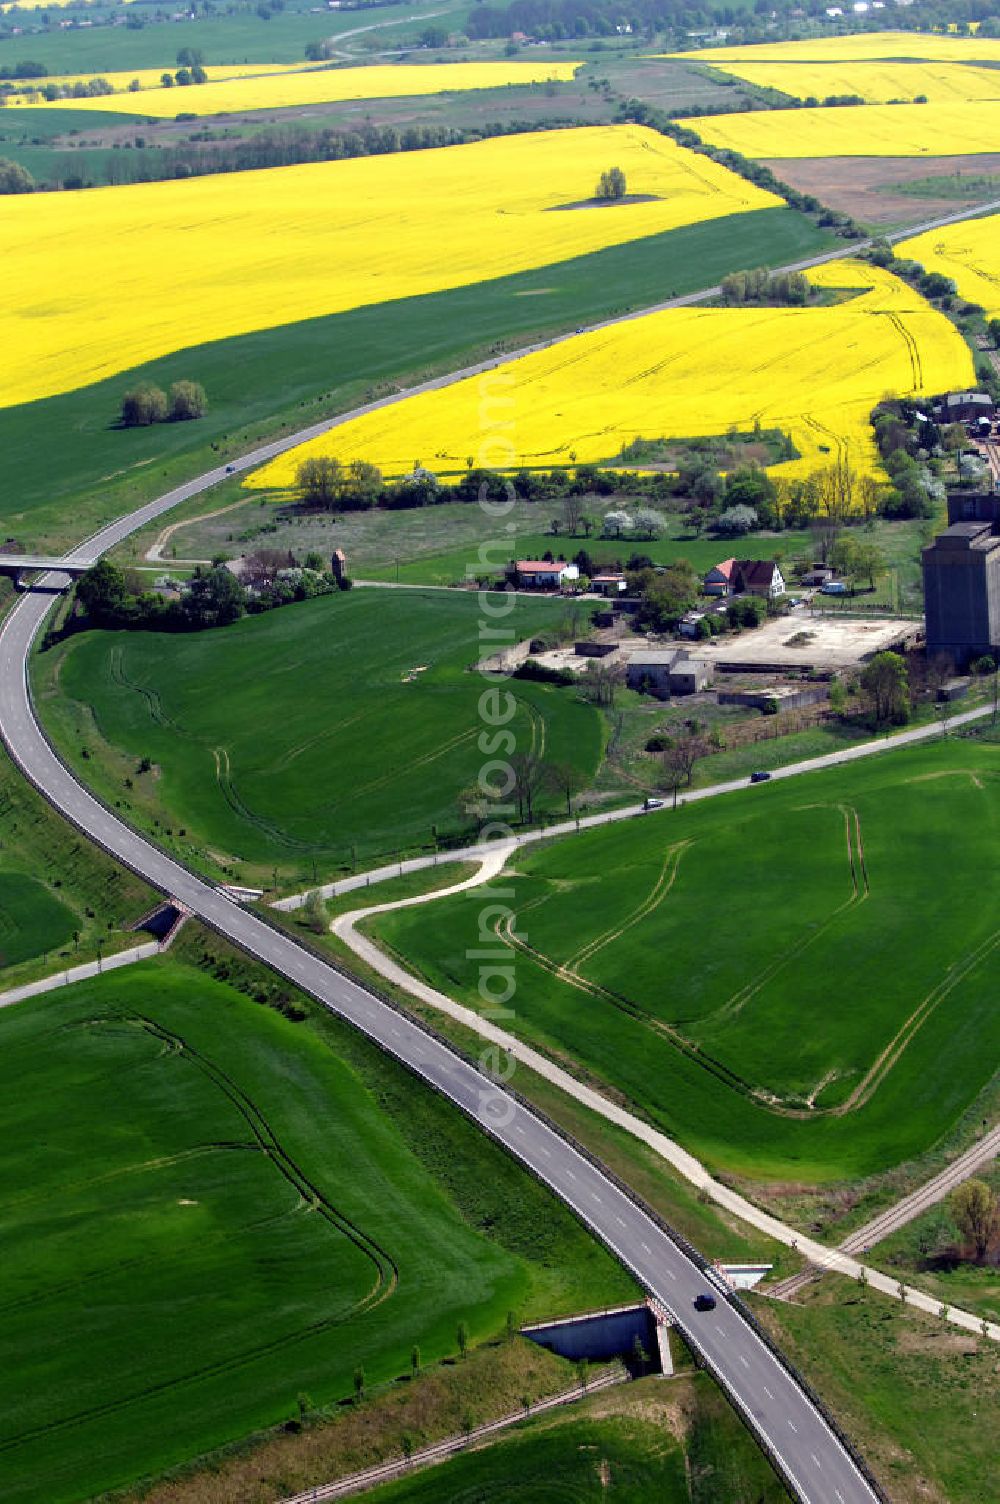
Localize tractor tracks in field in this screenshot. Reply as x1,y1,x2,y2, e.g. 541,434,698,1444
833,928,1000,1117
698,803,868,1042
493,846,762,1103
0,1011,398,1458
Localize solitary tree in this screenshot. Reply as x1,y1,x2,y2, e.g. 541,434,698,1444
509,750,546,823
344,458,382,509
77,560,130,625
410,1344,421,1377
456,1320,469,1360
595,165,627,200
660,733,707,794
632,506,665,540
302,888,326,934
168,379,207,421
545,760,585,816
860,651,909,727
950,1179,998,1262
120,383,168,427
353,1365,365,1401
296,455,343,508
0,157,35,194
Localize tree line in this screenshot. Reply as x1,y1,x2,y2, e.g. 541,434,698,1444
72,552,347,637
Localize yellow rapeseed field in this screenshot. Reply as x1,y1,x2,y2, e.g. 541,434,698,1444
704,59,1000,104
4,62,308,105
687,98,1000,156
0,125,781,409
248,261,973,489
668,30,1000,63
23,60,585,117
899,213,1000,318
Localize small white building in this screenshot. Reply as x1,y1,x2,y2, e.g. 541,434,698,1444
514,559,580,590
591,572,627,597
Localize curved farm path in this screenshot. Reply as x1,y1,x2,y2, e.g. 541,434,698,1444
333,858,1000,1344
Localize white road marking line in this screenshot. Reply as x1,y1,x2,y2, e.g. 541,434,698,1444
715,1324,726,1336
811,1453,822,1469
787,1420,798,1433
515,1126,526,1136
739,1354,749,1368
616,1215,626,1228
666,1269,676,1280
641,1241,652,1254
565,1169,576,1180
763,1386,774,1400
592,1192,602,1203
539,1145,550,1157
835,1491,846,1503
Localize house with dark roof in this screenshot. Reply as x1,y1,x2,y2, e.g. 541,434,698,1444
735,559,785,599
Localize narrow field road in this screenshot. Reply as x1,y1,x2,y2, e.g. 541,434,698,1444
276,700,995,910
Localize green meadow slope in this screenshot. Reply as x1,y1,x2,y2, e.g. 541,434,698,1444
371,736,1000,1184
0,960,634,1503
36,589,603,883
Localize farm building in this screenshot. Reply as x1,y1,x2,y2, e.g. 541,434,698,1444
735,560,786,599
703,558,785,599
922,490,1000,664
934,391,996,424
626,649,713,697
512,559,580,590
591,572,627,596
704,558,737,596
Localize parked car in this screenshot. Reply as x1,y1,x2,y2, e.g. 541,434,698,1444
643,797,666,811
693,1293,717,1312
820,581,847,596
750,770,771,784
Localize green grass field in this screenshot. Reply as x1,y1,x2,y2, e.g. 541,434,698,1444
36,588,605,884
370,736,1000,1184
0,958,634,1503
0,207,834,550
0,1,428,74
755,1277,1000,1504
363,1380,785,1504
0,871,76,970
0,717,155,988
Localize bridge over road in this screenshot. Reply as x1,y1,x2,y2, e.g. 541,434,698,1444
0,555,91,583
